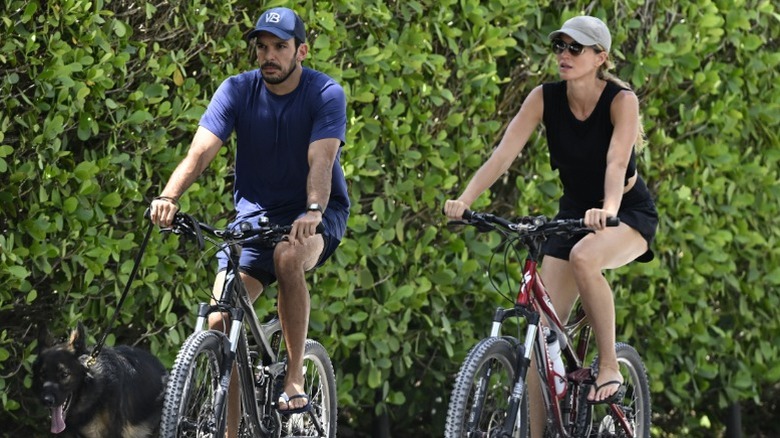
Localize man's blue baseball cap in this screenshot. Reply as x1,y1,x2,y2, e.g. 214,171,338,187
247,7,306,43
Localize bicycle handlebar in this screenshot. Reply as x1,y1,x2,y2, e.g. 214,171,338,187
149,210,323,251
459,209,619,238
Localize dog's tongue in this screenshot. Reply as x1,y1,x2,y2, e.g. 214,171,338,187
51,405,66,434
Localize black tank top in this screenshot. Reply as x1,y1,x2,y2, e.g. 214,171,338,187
542,81,637,206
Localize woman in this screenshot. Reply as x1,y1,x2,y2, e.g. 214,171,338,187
443,15,658,437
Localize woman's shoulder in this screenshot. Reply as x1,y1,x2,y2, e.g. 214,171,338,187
611,86,638,106
542,80,566,91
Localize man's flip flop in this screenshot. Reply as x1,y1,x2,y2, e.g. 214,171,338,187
277,392,311,414
587,380,626,405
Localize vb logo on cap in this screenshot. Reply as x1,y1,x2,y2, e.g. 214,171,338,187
247,7,307,43
265,12,282,23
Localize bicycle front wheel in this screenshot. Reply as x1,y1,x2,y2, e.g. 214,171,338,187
581,342,651,438
445,337,528,438
160,330,229,438
281,339,338,437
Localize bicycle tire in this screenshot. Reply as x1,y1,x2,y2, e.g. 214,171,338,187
280,339,338,438
445,337,529,438
160,330,229,438
579,342,651,438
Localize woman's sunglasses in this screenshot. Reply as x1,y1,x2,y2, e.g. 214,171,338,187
551,38,599,56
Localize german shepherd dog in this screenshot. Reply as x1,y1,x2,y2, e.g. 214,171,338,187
32,322,167,437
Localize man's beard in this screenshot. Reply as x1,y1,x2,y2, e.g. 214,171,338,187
261,58,298,85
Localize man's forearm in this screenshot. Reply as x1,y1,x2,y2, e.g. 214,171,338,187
160,155,206,199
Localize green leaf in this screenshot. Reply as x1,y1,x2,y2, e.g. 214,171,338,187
100,192,122,208
126,110,153,125
159,291,172,313
367,366,382,388
74,161,100,181
5,266,29,279
113,20,127,37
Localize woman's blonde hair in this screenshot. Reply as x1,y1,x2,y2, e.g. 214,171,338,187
597,59,646,151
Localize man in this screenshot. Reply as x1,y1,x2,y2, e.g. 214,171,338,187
149,7,348,437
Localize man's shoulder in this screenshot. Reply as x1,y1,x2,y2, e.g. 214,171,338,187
302,68,344,92
222,70,261,90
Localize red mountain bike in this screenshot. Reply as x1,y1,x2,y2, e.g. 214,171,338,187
444,210,651,438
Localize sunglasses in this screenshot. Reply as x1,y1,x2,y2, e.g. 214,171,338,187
551,39,601,56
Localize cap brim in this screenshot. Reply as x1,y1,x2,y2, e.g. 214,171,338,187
548,29,599,47
246,26,295,41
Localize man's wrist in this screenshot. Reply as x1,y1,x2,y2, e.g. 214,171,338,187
154,195,180,208
307,202,324,214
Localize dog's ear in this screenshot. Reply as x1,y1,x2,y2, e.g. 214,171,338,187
69,322,88,354
37,324,53,353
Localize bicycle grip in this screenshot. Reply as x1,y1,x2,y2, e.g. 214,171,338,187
279,223,325,234
441,205,474,221
606,217,621,227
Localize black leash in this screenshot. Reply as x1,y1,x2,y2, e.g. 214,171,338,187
88,219,155,364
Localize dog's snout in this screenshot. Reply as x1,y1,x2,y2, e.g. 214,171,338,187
42,393,56,407
41,382,58,407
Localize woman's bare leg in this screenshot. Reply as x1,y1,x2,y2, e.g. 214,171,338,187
568,224,646,402
529,257,580,438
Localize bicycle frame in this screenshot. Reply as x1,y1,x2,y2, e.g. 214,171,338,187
445,211,643,438
478,220,591,435
185,261,267,435
160,212,336,438
490,247,635,438
182,222,327,437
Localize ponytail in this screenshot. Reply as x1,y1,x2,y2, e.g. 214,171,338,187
598,61,646,152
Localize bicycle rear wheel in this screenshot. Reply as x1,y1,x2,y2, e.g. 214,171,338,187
280,339,338,437
580,343,651,438
160,330,229,438
445,337,528,438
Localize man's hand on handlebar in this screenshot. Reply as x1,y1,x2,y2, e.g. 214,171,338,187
150,196,180,228
290,211,322,244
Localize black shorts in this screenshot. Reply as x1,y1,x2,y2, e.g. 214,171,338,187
542,176,658,263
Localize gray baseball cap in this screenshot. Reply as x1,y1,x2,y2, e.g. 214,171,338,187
548,16,611,52
247,7,306,43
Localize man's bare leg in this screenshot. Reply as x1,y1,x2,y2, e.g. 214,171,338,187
208,270,264,438
273,236,323,411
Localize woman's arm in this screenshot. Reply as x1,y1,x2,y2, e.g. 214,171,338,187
444,85,545,219
585,89,639,229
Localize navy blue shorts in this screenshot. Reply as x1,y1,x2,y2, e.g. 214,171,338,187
542,176,658,263
216,210,346,287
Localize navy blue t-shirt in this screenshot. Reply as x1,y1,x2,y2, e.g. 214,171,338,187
199,67,349,237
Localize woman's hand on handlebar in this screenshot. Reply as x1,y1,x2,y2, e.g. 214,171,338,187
150,196,180,228
443,199,470,220
584,208,617,230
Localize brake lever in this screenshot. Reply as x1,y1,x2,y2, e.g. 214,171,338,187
445,220,470,231
473,221,496,233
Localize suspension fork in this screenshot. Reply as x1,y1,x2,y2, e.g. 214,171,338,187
202,303,244,438
491,306,540,435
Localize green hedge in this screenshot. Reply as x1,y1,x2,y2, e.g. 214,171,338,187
1,0,778,435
